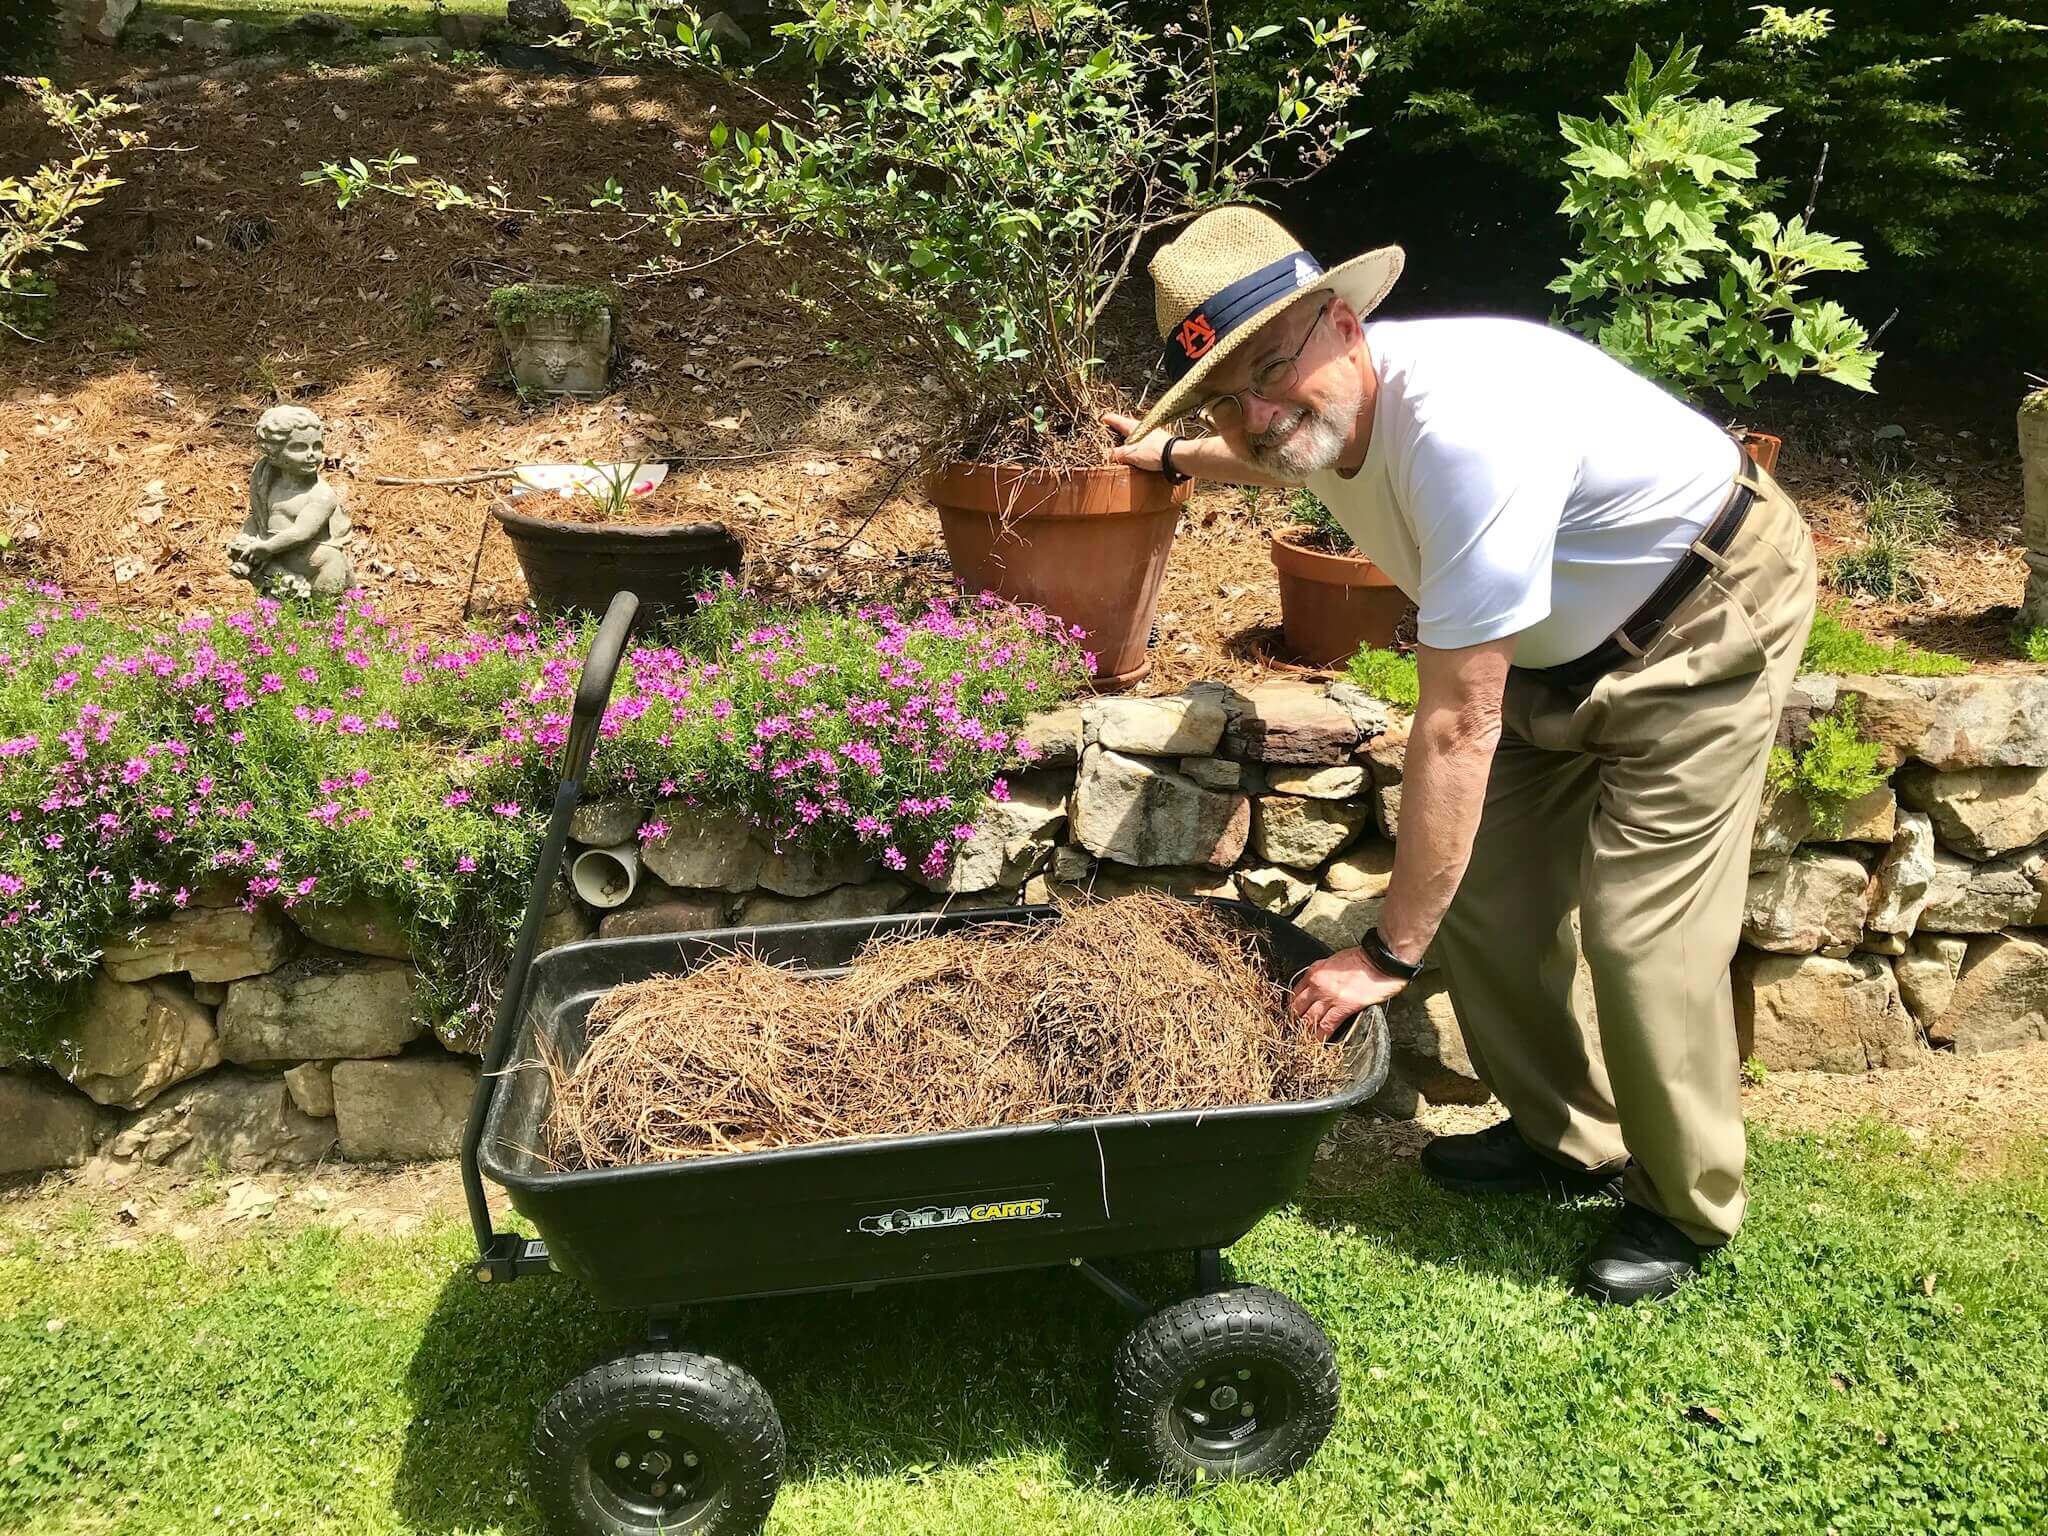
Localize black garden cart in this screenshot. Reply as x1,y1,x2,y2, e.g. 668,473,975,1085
459,592,1391,1535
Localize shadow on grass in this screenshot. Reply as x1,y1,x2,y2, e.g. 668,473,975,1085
391,1252,1199,1530
1296,1138,1617,1290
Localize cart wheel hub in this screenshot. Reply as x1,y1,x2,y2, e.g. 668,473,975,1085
1208,1385,1239,1411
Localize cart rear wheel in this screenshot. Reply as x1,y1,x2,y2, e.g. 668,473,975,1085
532,1350,783,1536
1108,1286,1338,1486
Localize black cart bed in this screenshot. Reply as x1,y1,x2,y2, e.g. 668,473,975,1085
479,904,1388,1310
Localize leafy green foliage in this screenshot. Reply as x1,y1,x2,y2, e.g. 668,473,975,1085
1768,698,1886,836
1201,0,2046,352
1344,643,1418,708
306,0,1378,456
1548,44,1878,406
1284,487,1353,551
1800,606,1968,677
0,78,149,338
4,1127,2046,1532
2012,626,2048,665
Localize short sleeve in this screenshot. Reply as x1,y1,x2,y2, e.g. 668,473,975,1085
1399,421,1573,651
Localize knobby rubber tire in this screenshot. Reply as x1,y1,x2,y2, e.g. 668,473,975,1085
1108,1285,1339,1486
531,1349,784,1536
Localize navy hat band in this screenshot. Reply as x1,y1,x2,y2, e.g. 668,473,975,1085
1161,251,1326,384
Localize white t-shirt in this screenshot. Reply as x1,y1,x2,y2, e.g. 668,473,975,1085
1306,317,1742,670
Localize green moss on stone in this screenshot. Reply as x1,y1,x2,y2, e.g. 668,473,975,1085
487,282,618,331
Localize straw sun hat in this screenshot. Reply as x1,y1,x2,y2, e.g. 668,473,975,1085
1134,206,1404,439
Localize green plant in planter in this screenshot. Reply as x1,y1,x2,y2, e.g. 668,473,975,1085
1285,487,1353,551
2,77,149,342
1548,44,1879,407
306,0,1377,460
487,281,620,331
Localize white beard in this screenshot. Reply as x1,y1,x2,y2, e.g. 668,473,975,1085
1247,377,1362,482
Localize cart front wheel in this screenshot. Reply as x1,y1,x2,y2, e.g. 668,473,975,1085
532,1350,783,1536
1108,1286,1338,1486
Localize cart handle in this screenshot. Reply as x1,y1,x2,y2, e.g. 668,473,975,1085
461,590,641,1270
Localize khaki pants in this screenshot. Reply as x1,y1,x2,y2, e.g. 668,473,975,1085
1434,470,1817,1244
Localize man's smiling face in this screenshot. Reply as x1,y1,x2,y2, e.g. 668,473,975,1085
1198,294,1365,483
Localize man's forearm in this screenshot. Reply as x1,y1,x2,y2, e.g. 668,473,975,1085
1376,712,1501,964
1173,434,1290,488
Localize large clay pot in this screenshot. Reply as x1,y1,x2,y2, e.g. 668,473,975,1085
929,462,1188,689
1270,529,1409,666
491,500,743,621
1739,430,1782,476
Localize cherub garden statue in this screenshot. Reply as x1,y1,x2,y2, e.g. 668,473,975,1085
227,406,353,599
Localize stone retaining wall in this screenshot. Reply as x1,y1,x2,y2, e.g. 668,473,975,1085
9,671,2048,1176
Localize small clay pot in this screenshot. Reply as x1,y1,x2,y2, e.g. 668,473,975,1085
491,499,742,621
1739,430,1783,476
929,462,1188,690
1270,528,1409,667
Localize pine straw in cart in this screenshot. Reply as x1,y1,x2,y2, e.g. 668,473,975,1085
541,893,1348,1170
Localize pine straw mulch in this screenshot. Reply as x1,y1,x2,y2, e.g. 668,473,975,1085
1,52,2038,687
540,893,1353,1171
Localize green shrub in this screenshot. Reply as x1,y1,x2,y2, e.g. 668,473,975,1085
2013,626,2048,665
1285,488,1354,551
1344,644,1418,708
1548,44,1877,406
1800,606,1968,677
1,79,150,337
1767,698,1887,836
1828,530,1924,603
1829,473,1952,602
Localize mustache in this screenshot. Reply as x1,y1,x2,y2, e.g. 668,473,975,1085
1250,408,1308,452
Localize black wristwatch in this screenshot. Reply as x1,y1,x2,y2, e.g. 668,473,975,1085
1158,435,1193,485
1361,926,1423,981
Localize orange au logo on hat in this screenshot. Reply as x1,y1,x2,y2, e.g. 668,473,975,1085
1134,206,1404,439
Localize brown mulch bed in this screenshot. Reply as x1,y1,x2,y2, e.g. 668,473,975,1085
1,52,2036,690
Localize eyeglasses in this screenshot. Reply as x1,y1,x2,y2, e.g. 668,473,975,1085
1190,297,1332,435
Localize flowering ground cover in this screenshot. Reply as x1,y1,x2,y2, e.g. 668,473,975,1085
0,583,1086,1059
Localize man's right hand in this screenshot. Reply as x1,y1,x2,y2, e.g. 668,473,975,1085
1101,411,1176,474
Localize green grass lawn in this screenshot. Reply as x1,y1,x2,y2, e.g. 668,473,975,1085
3,1123,2045,1534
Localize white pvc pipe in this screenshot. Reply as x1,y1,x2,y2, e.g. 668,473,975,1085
570,843,641,910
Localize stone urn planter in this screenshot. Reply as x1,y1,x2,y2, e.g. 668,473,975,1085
2019,391,2048,629
929,462,1188,690
492,498,743,621
489,282,617,400
1270,527,1408,666
0,277,58,343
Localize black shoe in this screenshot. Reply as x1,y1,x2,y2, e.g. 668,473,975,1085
1575,1204,1705,1305
1418,1119,1625,1200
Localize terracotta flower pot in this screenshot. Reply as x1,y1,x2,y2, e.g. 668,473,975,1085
1739,430,1782,476
491,499,743,622
1270,528,1408,666
929,462,1189,689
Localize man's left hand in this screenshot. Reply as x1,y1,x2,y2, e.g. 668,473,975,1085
1289,946,1407,1041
